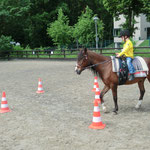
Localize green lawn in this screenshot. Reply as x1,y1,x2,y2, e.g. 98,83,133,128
139,40,150,47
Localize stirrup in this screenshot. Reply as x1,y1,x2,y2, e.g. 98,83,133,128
128,74,134,81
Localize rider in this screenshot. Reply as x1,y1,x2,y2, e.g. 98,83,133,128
116,29,135,81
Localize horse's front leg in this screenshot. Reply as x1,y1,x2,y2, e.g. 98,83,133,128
110,84,118,114
135,79,145,109
100,85,110,113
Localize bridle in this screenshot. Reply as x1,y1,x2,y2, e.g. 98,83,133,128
76,55,111,70
83,59,111,70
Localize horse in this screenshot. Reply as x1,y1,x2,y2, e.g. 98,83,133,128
75,48,150,114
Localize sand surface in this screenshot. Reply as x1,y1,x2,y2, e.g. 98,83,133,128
0,60,150,150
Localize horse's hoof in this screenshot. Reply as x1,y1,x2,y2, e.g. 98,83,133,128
135,100,142,109
135,105,141,109
112,110,118,115
104,110,109,113
135,103,142,109
113,112,118,115
103,107,107,113
102,103,107,113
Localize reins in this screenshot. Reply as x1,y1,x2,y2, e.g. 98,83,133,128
83,59,111,70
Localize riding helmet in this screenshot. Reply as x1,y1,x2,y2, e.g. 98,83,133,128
120,29,130,37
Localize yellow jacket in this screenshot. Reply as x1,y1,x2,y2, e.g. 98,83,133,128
118,39,134,58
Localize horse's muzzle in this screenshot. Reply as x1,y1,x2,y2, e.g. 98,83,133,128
76,69,81,75
75,64,81,75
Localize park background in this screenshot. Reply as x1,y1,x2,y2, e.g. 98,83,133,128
0,1,150,149
0,0,150,59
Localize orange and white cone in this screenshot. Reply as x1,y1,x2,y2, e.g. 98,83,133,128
92,76,98,92
36,78,45,93
93,84,101,104
0,92,11,113
89,100,105,129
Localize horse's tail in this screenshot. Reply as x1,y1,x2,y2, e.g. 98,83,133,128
146,67,150,82
144,57,150,83
146,74,150,82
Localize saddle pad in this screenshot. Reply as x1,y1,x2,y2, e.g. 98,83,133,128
111,56,120,72
111,56,149,77
132,56,148,72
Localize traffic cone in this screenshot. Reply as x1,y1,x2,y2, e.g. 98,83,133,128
36,78,45,93
92,76,98,92
89,100,105,129
93,84,101,104
0,92,11,113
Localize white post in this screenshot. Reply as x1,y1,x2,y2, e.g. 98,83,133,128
93,16,99,49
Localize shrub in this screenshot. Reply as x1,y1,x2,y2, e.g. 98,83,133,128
0,35,14,57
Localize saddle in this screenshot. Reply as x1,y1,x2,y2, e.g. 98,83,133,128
111,56,149,85
118,57,128,85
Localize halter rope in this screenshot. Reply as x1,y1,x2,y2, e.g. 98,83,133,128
83,59,111,70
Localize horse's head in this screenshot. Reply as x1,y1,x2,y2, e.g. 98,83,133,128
75,48,89,75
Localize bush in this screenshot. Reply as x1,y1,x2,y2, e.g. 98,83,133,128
0,35,14,57
13,45,24,51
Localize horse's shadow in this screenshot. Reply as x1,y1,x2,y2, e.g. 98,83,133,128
101,99,150,114
116,104,150,114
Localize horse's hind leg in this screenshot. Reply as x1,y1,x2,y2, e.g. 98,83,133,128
135,79,146,109
110,84,118,114
100,85,110,113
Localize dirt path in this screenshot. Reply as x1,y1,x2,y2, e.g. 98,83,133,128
0,60,150,150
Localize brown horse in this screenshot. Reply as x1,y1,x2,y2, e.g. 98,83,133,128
75,48,150,114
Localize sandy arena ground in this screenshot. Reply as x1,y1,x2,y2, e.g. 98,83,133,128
0,60,150,150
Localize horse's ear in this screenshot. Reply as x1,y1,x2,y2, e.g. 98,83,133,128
83,48,88,59
83,48,87,54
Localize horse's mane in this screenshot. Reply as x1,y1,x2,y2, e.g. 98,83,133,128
88,51,99,75
90,66,98,76
87,50,110,77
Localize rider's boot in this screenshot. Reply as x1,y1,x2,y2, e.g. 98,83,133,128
129,74,134,81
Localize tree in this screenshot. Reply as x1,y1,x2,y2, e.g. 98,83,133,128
73,6,104,46
103,0,150,35
47,8,73,48
84,0,113,40
0,0,63,48
0,35,14,57
141,0,150,21
0,0,113,48
0,0,32,46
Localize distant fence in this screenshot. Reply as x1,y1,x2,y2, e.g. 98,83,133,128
0,47,150,59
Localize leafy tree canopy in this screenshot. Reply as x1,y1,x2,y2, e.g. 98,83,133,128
47,8,73,48
103,0,150,35
73,6,104,45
